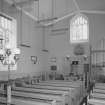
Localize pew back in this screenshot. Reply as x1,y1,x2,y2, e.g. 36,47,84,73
93,88,105,94
0,97,56,105
88,99,105,105
0,90,56,105
13,86,72,105
23,83,81,105
33,81,85,102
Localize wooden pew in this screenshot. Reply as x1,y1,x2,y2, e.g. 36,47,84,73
13,86,68,95
95,83,105,87
13,86,72,105
38,80,82,84
38,80,84,90
31,82,82,98
21,83,82,105
0,96,56,105
37,80,85,98
88,99,105,105
15,79,86,104
36,80,84,93
33,81,85,103
93,88,105,94
8,80,77,105
12,79,70,104
92,88,105,100
39,80,85,90
0,90,56,105
14,79,86,105
14,81,76,105
88,88,105,105
88,83,105,105
95,83,105,90
92,93,105,99
34,82,83,88
12,89,65,105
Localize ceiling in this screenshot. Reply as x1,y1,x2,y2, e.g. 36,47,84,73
4,0,105,25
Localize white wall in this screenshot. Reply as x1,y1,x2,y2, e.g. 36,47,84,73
0,0,105,79
48,13,105,73
0,1,49,80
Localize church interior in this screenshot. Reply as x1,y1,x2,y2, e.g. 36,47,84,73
0,0,105,105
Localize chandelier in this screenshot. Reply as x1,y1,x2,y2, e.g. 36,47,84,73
0,45,20,104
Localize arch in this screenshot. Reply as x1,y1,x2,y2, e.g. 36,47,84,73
70,13,89,43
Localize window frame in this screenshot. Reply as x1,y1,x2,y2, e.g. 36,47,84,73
0,12,17,71
70,13,89,43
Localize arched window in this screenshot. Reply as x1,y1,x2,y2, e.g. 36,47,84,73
70,14,89,43
0,14,17,71
0,15,17,49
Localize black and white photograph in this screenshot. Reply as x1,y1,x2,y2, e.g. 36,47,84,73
0,0,105,105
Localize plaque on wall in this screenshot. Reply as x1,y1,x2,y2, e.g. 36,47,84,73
72,61,79,65
51,65,57,71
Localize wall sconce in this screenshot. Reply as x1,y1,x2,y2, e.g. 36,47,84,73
31,56,37,64
50,57,56,62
